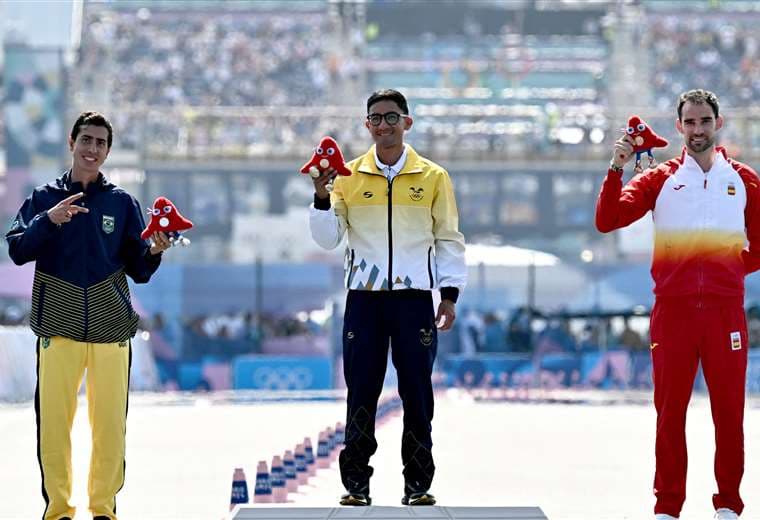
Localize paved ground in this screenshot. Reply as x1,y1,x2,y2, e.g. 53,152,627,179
3,389,760,520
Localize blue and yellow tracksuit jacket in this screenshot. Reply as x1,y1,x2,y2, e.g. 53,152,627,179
5,170,161,342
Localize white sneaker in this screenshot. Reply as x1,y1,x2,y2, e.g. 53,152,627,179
714,508,739,519
655,515,678,520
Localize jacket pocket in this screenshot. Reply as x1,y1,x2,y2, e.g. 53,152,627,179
345,249,356,287
37,282,47,328
112,281,130,308
427,246,434,289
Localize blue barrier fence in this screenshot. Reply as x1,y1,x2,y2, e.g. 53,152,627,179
442,350,760,392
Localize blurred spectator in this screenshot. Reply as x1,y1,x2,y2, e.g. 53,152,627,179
534,317,576,357
577,321,602,352
481,311,508,353
0,300,29,326
617,316,646,351
507,306,533,353
460,308,484,355
149,313,180,390
747,304,760,349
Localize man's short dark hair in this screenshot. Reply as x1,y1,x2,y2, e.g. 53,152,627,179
366,89,409,115
677,89,720,120
70,111,113,148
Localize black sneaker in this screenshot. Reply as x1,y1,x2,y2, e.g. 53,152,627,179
402,491,436,506
340,492,372,506
93,517,111,520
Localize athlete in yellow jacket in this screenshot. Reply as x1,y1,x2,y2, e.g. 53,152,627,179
309,89,466,506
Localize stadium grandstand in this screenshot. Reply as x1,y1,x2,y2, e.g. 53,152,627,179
5,0,760,391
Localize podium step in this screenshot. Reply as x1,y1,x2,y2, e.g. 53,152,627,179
231,506,548,519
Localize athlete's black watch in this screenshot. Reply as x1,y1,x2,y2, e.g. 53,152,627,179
609,162,624,173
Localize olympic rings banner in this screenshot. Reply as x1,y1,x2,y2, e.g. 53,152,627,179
232,355,332,390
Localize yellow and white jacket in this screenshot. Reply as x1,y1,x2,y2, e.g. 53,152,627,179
309,145,466,295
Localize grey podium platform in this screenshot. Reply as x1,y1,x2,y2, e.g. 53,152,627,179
231,506,548,519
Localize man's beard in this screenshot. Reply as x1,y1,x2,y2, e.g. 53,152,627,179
686,135,715,153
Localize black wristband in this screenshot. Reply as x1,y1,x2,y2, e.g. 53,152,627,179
314,193,331,210
440,287,459,303
609,163,624,174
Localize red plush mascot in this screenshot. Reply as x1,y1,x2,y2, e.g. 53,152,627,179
624,115,669,173
141,196,194,247
300,136,351,192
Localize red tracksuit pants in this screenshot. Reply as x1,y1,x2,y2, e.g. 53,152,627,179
650,296,747,517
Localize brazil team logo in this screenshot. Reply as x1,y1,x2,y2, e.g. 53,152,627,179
102,215,115,234
40,337,51,349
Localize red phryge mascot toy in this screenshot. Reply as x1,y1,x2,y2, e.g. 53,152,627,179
141,196,194,247
624,115,669,173
300,136,351,193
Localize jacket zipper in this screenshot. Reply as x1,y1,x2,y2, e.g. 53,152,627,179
699,171,708,307
82,192,89,339
387,176,395,290
84,287,89,340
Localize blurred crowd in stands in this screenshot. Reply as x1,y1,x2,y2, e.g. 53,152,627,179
6,300,760,358
78,5,346,152
440,304,760,357
65,2,760,162
646,13,760,112
73,3,610,159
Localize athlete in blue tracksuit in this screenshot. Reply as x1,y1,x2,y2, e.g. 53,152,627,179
6,111,171,520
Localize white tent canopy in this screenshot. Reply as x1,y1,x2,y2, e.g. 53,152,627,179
465,243,559,267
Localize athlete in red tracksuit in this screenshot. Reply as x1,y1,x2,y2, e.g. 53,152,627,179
596,89,760,520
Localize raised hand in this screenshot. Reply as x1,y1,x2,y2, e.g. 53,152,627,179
312,166,338,200
612,134,635,169
47,192,89,225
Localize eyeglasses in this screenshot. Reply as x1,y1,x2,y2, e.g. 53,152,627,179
366,112,407,126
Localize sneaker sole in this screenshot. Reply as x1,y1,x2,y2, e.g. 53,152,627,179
405,494,436,506
340,496,371,506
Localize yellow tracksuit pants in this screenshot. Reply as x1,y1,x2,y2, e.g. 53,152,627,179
35,336,131,520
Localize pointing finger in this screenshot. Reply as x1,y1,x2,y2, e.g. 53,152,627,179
61,192,85,204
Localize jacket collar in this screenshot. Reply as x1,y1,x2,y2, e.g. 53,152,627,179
680,146,729,172
357,144,425,176
57,169,112,194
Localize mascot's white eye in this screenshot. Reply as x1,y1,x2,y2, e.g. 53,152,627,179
327,147,335,156
637,123,646,132
316,147,324,155
152,208,161,216
163,205,173,214
626,127,634,134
